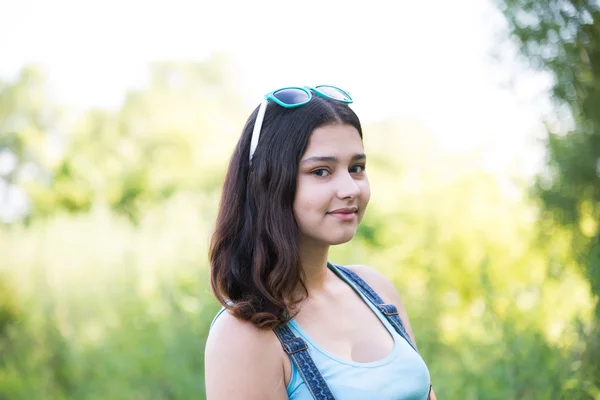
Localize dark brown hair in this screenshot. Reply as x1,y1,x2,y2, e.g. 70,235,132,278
209,96,363,328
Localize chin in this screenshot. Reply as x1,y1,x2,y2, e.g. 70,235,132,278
327,231,357,246
329,238,354,246
300,224,359,246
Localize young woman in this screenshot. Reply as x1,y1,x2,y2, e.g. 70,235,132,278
205,86,436,400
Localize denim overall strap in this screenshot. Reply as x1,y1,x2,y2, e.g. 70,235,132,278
335,265,419,354
273,324,337,400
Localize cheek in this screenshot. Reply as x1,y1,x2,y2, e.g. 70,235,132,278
293,193,319,216
293,181,312,219
293,181,326,220
360,179,371,204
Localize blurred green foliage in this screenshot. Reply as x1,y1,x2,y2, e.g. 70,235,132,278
0,49,597,399
497,0,600,394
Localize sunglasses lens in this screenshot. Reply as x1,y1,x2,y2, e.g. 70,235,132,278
315,86,351,102
273,88,310,106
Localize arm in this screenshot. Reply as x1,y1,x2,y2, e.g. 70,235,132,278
430,387,438,400
204,311,288,400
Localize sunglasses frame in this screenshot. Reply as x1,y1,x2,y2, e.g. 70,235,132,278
266,85,352,108
249,85,353,163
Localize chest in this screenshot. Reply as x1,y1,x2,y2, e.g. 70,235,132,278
286,319,431,400
293,289,395,363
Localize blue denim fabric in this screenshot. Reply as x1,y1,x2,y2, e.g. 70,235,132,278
272,263,425,400
273,325,336,400
333,265,418,353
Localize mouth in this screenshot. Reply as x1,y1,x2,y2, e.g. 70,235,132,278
327,207,359,220
328,206,359,214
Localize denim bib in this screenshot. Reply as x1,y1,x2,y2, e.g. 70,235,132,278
273,264,431,400
209,263,432,399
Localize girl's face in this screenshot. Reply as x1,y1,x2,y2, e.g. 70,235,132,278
293,123,370,247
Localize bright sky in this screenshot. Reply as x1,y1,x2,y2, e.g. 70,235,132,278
2,0,552,174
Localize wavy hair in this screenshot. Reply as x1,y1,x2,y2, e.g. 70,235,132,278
209,96,363,328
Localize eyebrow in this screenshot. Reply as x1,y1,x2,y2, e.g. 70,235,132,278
300,153,367,164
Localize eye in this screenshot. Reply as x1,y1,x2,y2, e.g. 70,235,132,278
311,168,330,177
350,164,366,173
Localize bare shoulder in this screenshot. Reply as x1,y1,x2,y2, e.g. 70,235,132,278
207,309,280,353
343,264,400,303
204,310,287,400
343,264,418,345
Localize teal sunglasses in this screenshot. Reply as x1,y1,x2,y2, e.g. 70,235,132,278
249,85,353,163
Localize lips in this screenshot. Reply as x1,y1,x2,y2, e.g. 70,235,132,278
328,207,358,214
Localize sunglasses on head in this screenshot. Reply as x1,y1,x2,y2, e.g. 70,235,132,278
249,85,353,163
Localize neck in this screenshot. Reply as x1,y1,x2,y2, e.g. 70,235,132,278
297,236,330,295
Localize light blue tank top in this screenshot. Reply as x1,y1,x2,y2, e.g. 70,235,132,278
210,269,431,399
285,269,431,400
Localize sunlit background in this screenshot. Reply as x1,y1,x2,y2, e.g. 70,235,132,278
1,0,599,398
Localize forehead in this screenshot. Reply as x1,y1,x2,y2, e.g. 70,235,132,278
302,124,363,157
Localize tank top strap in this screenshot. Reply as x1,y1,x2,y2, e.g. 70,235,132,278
329,263,419,354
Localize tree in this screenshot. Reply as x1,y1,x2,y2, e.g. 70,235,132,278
1,55,247,224
50,55,247,223
496,0,600,395
0,67,60,223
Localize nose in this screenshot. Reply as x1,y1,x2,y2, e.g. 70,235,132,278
336,171,361,200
